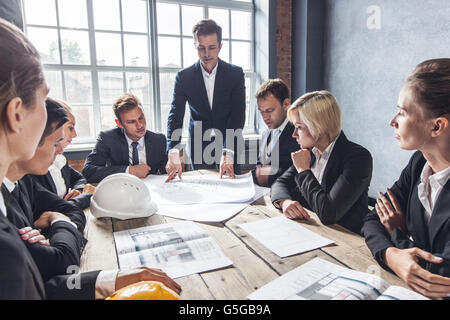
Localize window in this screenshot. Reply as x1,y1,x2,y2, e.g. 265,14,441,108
22,0,256,144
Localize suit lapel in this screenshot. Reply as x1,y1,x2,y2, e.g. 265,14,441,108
144,131,152,166
45,172,58,194
320,131,345,190
119,128,131,165
211,59,224,114
408,180,431,251
428,180,450,250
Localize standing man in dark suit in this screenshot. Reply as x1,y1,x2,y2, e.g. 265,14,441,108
165,19,246,181
82,93,168,183
252,79,298,187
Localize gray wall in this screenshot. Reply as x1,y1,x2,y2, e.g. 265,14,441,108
323,0,450,197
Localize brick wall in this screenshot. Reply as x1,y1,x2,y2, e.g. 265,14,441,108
276,0,292,95
68,159,85,173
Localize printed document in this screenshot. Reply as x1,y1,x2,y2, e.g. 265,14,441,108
239,216,334,257
113,221,232,278
248,258,428,300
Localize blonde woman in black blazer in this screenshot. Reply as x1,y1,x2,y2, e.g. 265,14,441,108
362,59,450,299
271,91,373,234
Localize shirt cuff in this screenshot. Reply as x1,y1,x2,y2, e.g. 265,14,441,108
50,218,78,230
125,166,130,174
95,269,119,300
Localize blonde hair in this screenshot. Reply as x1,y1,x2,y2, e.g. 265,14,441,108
288,90,342,142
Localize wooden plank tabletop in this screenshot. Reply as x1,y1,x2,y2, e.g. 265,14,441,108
80,170,405,299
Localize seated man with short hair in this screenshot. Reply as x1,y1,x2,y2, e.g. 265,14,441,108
82,93,167,183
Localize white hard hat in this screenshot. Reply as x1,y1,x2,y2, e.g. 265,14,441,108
90,173,157,220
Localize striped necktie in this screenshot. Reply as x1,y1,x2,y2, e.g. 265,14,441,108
130,142,139,166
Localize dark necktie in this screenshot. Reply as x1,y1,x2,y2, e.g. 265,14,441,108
131,142,139,165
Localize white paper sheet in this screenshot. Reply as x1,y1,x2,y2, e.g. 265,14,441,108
248,258,391,300
143,172,256,205
113,221,233,279
239,216,334,258
154,185,270,222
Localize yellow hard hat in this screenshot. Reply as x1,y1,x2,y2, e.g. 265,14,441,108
106,281,181,300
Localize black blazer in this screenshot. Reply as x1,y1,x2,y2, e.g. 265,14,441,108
1,184,86,282
11,175,86,234
271,131,373,234
0,211,101,300
82,127,168,183
252,122,299,186
362,151,450,277
166,59,246,168
30,162,91,209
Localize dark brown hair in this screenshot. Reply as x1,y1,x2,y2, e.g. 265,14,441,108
112,93,142,122
0,18,45,123
38,97,69,146
406,58,450,118
255,78,290,106
192,19,222,44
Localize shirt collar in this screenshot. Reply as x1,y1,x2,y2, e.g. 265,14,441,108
124,133,145,149
420,162,450,188
200,61,218,79
2,177,16,193
272,117,289,135
52,154,67,170
312,134,339,161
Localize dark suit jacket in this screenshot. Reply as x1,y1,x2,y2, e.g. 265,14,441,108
362,151,450,277
166,59,246,168
271,131,373,234
0,211,101,300
30,162,91,209
1,184,86,282
82,127,168,183
11,175,86,234
252,122,299,187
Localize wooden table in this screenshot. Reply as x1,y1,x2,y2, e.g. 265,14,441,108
80,170,405,299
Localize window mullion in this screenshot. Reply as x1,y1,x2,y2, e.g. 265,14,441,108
86,0,102,136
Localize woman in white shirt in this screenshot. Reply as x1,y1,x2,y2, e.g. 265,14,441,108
362,58,450,299
31,98,95,209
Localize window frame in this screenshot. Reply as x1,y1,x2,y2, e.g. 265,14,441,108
22,0,257,145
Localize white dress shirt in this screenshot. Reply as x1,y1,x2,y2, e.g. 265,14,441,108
48,154,68,198
0,191,6,217
125,134,147,173
417,162,450,223
310,136,338,184
259,118,289,165
200,62,218,110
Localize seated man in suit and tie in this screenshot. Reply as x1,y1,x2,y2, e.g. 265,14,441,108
271,90,373,235
31,98,94,210
82,93,168,183
252,79,299,187
165,19,246,181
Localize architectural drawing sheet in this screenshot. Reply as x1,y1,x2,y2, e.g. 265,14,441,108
143,172,256,205
113,221,232,278
152,184,270,222
239,216,334,257
248,258,428,300
141,172,269,222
